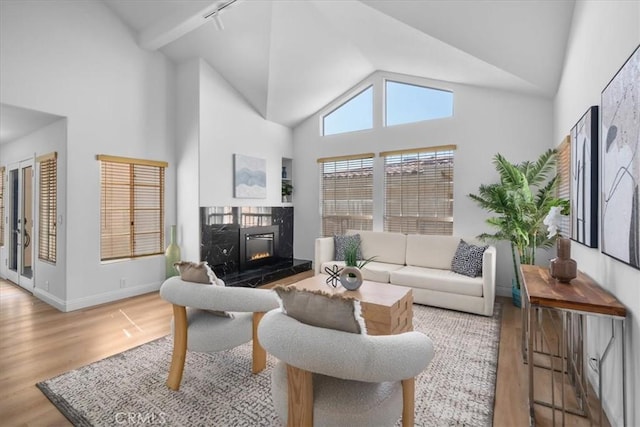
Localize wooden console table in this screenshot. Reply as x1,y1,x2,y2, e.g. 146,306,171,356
520,265,627,426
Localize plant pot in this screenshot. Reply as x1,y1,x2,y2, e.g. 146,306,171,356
339,266,363,290
511,279,521,308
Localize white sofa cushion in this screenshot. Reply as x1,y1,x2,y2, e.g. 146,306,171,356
390,266,483,297
405,234,461,270
349,230,407,265
320,261,403,283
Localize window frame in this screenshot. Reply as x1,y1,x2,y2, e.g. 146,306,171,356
318,153,375,237
381,145,456,235
37,152,57,264
98,154,167,262
321,84,374,137
384,79,454,128
557,136,571,238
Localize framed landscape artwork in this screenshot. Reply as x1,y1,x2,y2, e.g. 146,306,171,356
570,106,599,248
601,44,640,270
234,154,267,199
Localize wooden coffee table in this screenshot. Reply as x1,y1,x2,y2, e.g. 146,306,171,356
288,274,413,335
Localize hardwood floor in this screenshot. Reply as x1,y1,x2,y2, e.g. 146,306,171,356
0,278,607,426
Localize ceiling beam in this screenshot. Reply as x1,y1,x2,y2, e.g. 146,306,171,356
138,1,230,51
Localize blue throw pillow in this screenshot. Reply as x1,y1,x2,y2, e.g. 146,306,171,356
451,239,488,278
334,234,363,261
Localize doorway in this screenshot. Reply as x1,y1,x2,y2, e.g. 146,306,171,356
6,159,34,290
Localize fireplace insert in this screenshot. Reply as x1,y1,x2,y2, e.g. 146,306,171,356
239,225,279,271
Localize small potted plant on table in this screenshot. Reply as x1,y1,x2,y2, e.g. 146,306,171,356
341,239,376,290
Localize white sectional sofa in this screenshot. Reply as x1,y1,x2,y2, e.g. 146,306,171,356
315,230,496,316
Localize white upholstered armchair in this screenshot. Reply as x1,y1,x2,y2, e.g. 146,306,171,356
258,309,435,427
159,276,279,390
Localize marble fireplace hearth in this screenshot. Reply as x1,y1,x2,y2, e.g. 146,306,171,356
200,206,311,287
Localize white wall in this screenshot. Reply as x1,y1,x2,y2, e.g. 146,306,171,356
0,0,176,310
0,119,67,306
293,71,554,295
554,2,640,425
199,60,293,208
175,59,200,262
175,59,293,260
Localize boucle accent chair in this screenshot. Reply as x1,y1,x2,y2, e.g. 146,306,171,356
258,309,435,427
159,276,279,390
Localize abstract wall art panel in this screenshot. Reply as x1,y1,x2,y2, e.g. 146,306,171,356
570,106,599,248
234,154,267,199
601,44,640,270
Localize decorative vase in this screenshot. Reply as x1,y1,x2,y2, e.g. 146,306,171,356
165,225,181,278
549,237,577,283
282,166,287,179
339,266,363,290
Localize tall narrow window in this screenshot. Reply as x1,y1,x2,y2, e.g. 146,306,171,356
37,153,57,263
98,155,167,261
385,80,453,127
323,86,373,136
0,166,4,247
557,136,571,237
319,154,374,236
382,145,455,235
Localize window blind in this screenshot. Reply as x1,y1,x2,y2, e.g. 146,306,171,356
557,136,571,237
37,153,57,263
0,167,4,247
98,155,167,261
319,154,374,237
382,146,455,235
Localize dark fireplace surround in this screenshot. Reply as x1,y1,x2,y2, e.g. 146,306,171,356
200,207,311,287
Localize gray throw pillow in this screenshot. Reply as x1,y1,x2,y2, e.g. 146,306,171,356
451,239,488,278
273,286,366,334
334,234,363,261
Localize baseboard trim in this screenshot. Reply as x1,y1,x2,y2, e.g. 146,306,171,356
495,285,512,298
33,288,67,311
35,282,162,312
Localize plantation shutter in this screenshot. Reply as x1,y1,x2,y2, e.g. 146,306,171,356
98,155,167,261
0,166,4,246
37,153,57,263
557,136,571,238
318,153,374,237
382,145,455,235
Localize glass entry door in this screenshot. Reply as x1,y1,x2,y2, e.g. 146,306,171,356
7,159,34,290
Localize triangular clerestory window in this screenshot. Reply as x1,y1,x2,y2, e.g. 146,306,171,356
323,86,373,136
385,80,453,127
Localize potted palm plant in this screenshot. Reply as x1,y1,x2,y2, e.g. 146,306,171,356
468,149,569,306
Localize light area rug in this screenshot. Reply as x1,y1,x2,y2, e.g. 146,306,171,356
37,303,502,427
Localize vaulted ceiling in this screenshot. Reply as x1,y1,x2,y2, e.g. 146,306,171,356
103,0,575,128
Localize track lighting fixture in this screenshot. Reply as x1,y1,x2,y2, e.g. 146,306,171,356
203,0,238,31
213,13,224,30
